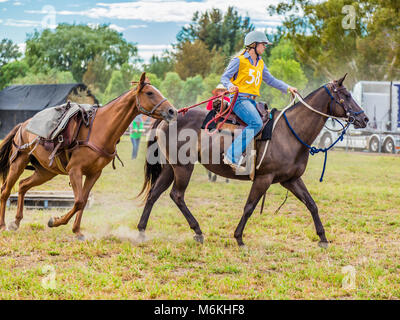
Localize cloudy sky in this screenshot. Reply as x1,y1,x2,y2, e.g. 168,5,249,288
0,0,283,62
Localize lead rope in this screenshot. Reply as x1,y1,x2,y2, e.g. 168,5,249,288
282,112,349,182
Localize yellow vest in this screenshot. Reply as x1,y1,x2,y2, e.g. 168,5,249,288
231,54,264,96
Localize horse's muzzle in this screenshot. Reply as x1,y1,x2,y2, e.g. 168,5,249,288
164,108,178,123
353,115,369,129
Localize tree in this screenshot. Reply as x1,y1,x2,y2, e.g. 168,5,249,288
145,73,162,90
160,72,184,106
25,24,139,82
177,7,254,57
174,40,212,80
198,73,221,101
104,70,127,103
258,38,308,108
0,60,29,89
144,53,175,79
179,75,205,106
261,58,308,108
11,69,74,85
267,39,296,64
82,55,112,92
355,0,400,80
0,39,21,68
268,0,400,85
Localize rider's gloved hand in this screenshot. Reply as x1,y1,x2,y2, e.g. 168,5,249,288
288,87,298,95
229,85,239,93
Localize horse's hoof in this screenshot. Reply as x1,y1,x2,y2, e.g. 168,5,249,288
235,238,245,247
8,221,19,231
193,234,204,244
138,231,146,242
318,241,329,249
0,225,6,232
76,234,85,241
48,217,54,228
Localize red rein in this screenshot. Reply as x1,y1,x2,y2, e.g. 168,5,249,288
178,89,239,136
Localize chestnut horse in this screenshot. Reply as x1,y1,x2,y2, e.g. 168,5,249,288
0,72,177,240
137,75,369,247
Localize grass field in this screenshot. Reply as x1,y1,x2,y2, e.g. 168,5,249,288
0,136,399,299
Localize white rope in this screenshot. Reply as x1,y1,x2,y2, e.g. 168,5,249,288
255,93,348,170
295,93,347,121
256,96,296,169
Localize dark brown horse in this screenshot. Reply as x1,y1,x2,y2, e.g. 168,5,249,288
137,75,369,247
0,72,177,239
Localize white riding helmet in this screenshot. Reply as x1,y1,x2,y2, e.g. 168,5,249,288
244,30,272,47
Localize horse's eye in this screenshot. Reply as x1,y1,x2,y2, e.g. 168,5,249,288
146,91,153,96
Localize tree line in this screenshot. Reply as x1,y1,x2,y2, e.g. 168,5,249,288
1,1,398,109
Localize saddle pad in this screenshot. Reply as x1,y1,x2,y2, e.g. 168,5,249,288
260,108,277,140
26,102,94,139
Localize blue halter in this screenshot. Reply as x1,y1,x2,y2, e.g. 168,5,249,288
282,84,358,182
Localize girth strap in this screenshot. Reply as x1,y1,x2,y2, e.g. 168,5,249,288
76,107,124,169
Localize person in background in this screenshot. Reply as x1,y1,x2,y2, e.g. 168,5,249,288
130,114,144,159
206,83,230,183
206,83,230,111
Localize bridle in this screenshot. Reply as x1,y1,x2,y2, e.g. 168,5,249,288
323,82,364,124
135,82,168,116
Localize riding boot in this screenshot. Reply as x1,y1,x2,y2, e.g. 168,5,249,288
223,154,250,175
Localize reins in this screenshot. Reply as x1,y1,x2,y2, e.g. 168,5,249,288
179,89,239,136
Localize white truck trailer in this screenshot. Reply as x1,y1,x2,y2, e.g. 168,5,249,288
316,81,400,154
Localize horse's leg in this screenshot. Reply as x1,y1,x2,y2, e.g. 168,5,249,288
70,171,102,240
0,154,29,231
137,164,174,237
48,167,84,231
169,164,204,243
9,167,56,231
234,174,273,247
281,177,329,248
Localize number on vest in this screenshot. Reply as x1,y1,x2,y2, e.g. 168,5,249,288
245,69,261,86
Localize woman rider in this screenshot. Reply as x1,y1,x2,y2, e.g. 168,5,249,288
221,30,298,173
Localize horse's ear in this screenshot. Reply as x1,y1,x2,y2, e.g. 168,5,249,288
337,73,347,86
139,72,146,84
134,72,147,93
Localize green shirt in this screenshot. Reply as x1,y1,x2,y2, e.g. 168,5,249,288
130,121,144,139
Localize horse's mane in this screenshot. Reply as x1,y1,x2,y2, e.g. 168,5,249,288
102,89,131,108
286,85,324,112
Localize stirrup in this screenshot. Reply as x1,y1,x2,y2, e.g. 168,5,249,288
223,154,249,175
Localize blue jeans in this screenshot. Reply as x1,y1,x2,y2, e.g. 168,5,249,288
130,137,141,159
226,97,263,164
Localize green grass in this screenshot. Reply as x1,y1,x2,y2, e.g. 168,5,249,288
0,136,399,299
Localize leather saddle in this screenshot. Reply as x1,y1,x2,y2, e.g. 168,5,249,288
39,102,95,167
202,99,275,140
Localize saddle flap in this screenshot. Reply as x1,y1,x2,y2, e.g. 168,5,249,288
41,113,81,153
256,101,269,118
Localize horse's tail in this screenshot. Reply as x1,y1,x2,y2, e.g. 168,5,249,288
0,123,22,182
137,119,163,202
